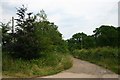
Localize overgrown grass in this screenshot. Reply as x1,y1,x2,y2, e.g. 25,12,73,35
2,52,72,78
72,47,120,74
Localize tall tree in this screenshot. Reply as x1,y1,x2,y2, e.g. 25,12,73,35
1,5,68,59
67,32,87,50
67,32,95,51
93,25,118,47
9,5,67,59
13,5,40,59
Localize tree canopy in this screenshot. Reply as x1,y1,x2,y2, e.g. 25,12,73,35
93,25,118,47
67,25,118,51
1,6,67,60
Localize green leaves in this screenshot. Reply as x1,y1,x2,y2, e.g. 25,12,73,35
93,25,118,47
34,20,66,53
1,5,67,60
67,32,95,50
68,25,118,51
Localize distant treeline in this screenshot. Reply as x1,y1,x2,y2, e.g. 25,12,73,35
67,25,120,51
67,26,120,74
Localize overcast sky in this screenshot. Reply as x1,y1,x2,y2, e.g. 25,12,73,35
0,0,119,39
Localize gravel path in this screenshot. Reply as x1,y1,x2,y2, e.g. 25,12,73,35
41,58,119,78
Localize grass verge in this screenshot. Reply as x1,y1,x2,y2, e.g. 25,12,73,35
72,47,120,74
2,52,72,78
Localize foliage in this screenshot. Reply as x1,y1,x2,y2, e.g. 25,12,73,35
0,28,2,44
93,25,118,47
72,47,119,74
0,22,13,52
67,32,95,51
67,25,118,51
2,5,72,77
1,5,68,60
0,5,69,78
2,52,72,77
34,21,67,53
10,5,40,59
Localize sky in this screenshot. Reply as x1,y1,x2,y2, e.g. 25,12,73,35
0,0,119,40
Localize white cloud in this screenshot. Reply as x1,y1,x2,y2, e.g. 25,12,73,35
1,0,119,39
0,3,2,22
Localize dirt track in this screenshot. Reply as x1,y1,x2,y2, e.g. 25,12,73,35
41,58,119,78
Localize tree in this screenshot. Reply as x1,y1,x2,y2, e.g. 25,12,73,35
12,5,40,59
67,32,95,51
36,9,47,21
67,32,87,50
1,5,68,59
0,28,1,45
7,5,67,59
83,35,95,48
0,22,13,52
34,10,67,53
93,25,118,47
34,20,67,53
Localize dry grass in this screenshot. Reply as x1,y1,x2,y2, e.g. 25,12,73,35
2,52,72,78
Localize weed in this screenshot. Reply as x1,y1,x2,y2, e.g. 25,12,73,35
2,52,72,78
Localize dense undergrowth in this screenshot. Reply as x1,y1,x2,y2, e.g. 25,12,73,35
2,52,72,78
71,47,120,74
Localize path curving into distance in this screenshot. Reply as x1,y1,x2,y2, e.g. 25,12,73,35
41,57,119,78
